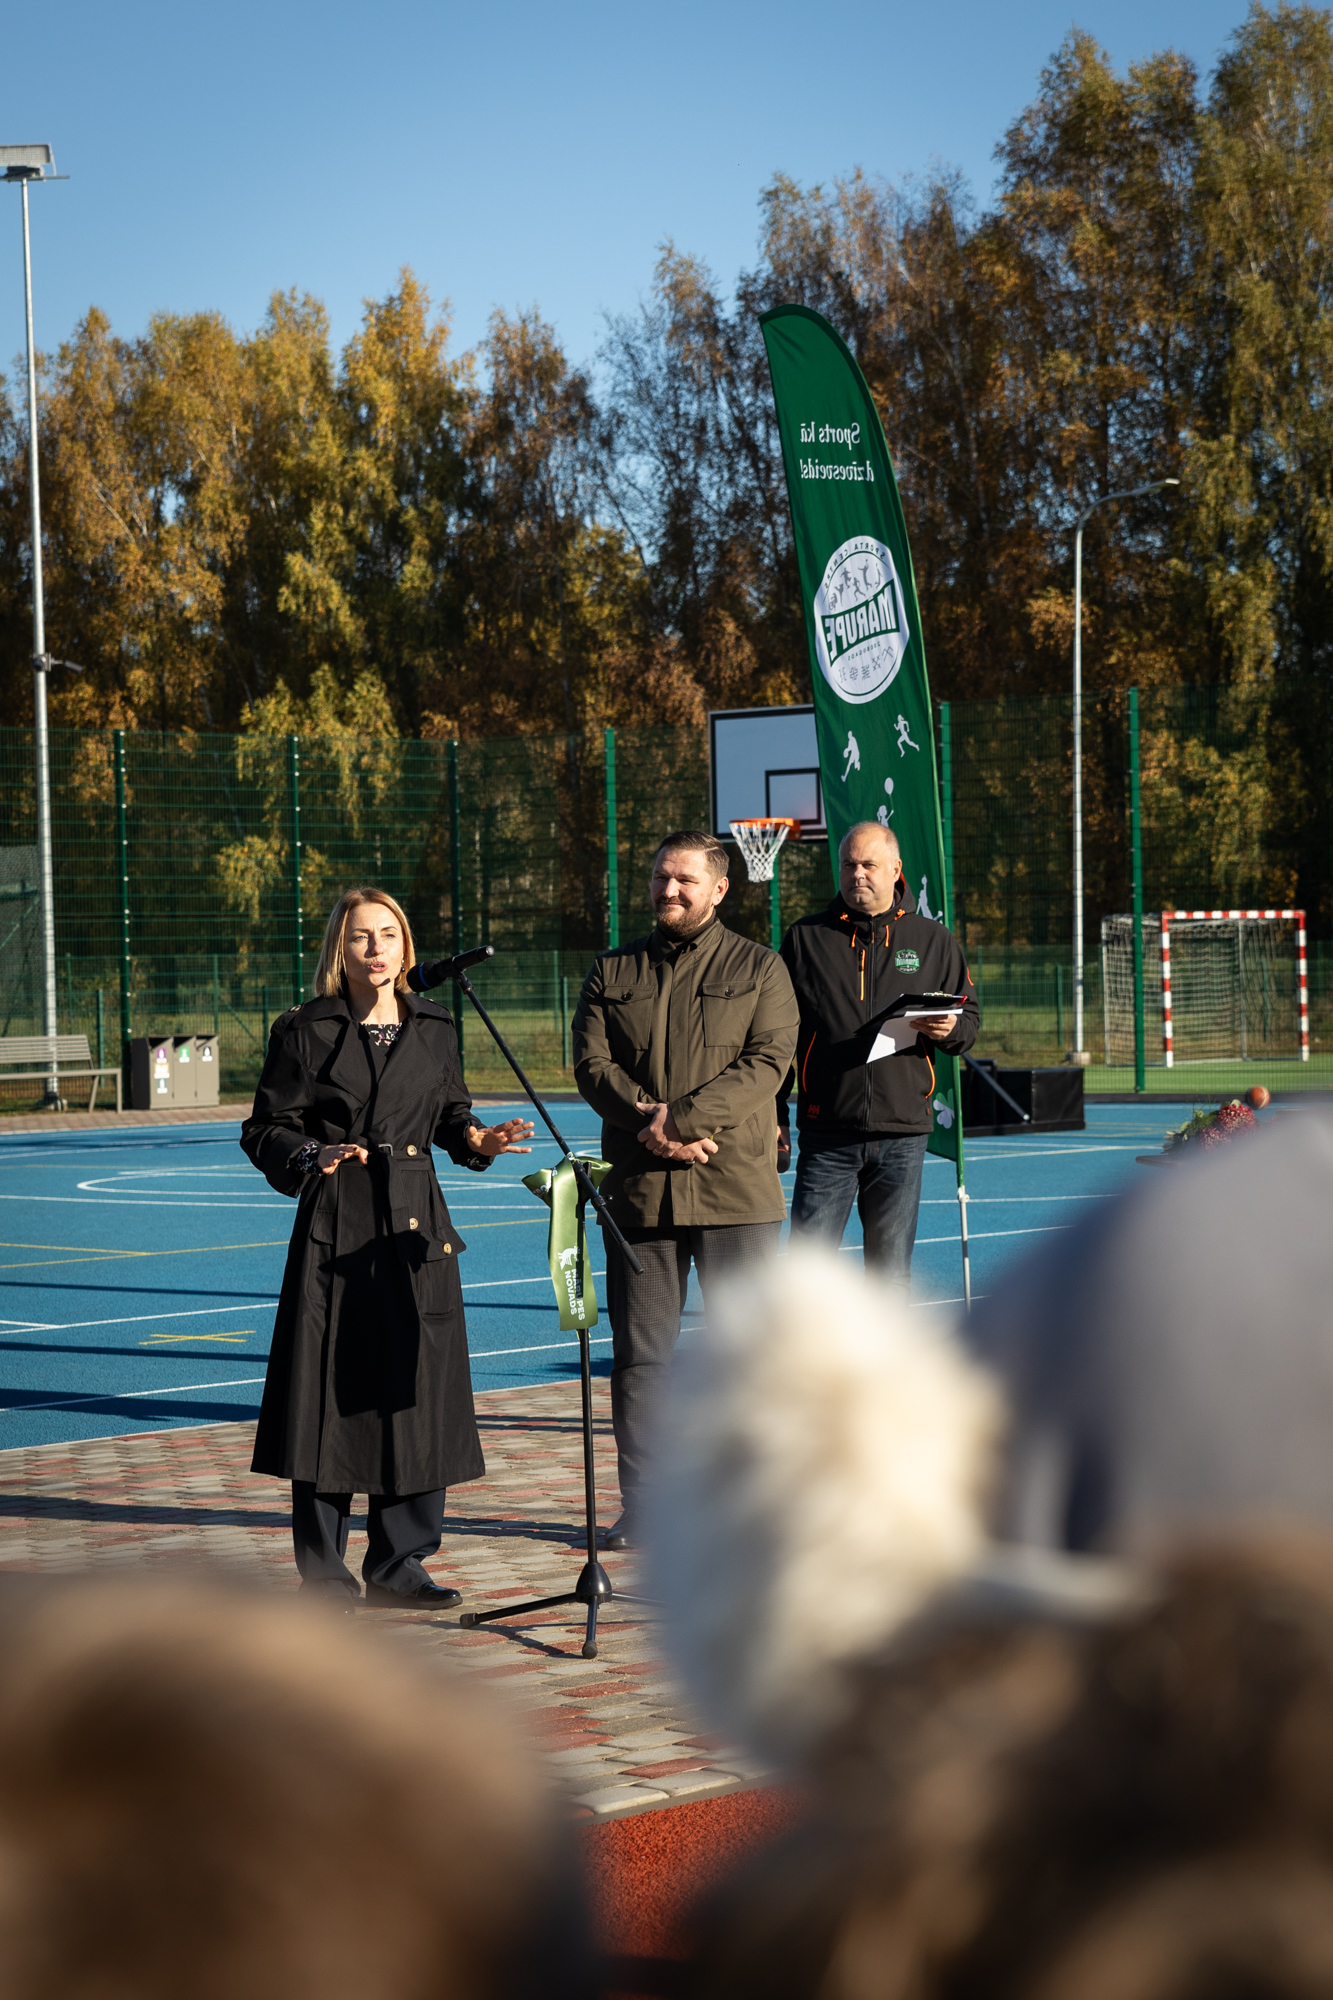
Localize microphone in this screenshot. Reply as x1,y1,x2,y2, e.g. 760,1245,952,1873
406,945,495,992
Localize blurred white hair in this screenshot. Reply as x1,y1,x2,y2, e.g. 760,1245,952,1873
642,1244,1003,1765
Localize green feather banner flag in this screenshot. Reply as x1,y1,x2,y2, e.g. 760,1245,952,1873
759,304,968,1278
523,1155,612,1332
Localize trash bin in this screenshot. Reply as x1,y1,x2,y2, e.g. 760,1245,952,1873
130,1036,176,1110
171,1035,198,1107
193,1032,220,1106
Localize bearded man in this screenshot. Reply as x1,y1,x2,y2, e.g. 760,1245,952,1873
572,830,799,1547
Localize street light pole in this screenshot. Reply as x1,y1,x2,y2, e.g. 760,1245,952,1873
1070,477,1179,1063
3,145,67,1107
21,175,58,1105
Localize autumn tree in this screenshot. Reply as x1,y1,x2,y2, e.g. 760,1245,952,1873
1189,1,1333,684
2,6,1332,746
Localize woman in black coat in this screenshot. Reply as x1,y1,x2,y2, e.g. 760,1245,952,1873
241,886,533,1605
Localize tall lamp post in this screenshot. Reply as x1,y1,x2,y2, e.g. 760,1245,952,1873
1070,477,1178,1063
2,144,70,1107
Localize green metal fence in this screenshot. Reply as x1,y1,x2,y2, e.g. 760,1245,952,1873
1,679,1330,1104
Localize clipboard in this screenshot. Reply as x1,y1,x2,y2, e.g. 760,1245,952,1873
866,993,965,1064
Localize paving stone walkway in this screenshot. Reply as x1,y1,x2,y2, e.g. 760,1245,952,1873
0,1382,766,1818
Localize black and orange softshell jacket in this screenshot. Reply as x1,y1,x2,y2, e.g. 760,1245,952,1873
778,879,978,1138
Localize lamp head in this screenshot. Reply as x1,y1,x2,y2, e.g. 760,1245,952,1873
0,145,56,182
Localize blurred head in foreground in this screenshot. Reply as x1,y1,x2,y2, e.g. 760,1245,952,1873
690,1532,1333,2000
967,1108,1333,1555
645,1244,1005,1763
0,1577,574,2000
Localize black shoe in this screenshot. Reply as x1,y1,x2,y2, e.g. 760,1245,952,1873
601,1513,637,1552
363,1580,462,1609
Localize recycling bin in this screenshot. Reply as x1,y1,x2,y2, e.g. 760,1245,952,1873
129,1036,176,1110
193,1032,220,1106
171,1034,198,1106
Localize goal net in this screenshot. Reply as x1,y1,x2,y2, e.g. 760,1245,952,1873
1101,910,1309,1066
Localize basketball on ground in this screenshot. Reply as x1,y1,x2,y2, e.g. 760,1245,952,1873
1248,1085,1271,1109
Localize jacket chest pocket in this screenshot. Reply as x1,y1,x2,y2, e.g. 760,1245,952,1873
605,987,654,1054
700,982,756,1047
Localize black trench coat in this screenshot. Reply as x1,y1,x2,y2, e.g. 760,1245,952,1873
240,991,490,1495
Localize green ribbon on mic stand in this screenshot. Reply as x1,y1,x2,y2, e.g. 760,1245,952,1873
523,1153,612,1331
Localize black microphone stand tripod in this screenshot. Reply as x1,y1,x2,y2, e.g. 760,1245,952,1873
426,947,650,1659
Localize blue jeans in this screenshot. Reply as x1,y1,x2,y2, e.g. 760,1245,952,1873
790,1132,929,1286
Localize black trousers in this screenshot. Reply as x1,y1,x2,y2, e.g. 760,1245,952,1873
601,1220,782,1506
291,1481,446,1596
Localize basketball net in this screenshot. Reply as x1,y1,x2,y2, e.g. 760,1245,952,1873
730,817,799,883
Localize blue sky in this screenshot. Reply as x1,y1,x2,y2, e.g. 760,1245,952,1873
0,0,1255,387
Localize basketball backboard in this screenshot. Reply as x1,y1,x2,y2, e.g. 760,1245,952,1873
709,706,826,842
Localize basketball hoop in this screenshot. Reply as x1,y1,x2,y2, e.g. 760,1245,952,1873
730,817,800,883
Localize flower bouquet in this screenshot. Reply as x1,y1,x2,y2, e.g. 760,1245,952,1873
1162,1098,1259,1155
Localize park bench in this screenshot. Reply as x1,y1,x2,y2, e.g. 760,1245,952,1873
0,1035,123,1112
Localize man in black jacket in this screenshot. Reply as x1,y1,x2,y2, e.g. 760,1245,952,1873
779,820,978,1285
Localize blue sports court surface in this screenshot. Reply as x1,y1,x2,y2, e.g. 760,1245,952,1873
0,1102,1174,1450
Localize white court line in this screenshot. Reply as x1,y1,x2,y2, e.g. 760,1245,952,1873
472,1338,613,1358
0,1197,291,1210
927,1144,1140,1161
0,1377,267,1418
462,1272,605,1292
920,1194,1102,1204
888,1225,1067,1246
0,1132,249,1161
3,1304,279,1334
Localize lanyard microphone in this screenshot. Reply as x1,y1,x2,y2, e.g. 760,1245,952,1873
405,945,495,992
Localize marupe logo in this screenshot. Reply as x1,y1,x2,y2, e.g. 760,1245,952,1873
813,536,909,705
558,1244,585,1320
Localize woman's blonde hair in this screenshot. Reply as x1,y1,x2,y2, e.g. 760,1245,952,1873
314,887,416,999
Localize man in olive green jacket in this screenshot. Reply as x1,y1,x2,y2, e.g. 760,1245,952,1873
573,829,800,1545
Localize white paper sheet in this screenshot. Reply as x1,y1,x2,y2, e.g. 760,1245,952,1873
866,1029,902,1064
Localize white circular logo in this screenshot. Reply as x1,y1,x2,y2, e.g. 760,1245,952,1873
812,535,910,704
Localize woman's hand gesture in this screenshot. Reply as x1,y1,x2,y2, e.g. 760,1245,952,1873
467,1118,535,1157
317,1143,370,1174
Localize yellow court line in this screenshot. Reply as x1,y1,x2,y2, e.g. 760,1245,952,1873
139,1332,254,1345
0,1219,541,1267
0,1240,149,1255
0,1239,289,1273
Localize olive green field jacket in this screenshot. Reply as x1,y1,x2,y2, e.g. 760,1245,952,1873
572,920,799,1229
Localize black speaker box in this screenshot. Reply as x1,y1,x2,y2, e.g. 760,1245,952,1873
961,1060,1085,1136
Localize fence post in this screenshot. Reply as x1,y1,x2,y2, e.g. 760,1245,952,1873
262,985,270,1047
1055,964,1064,1051
287,735,303,1006
449,739,463,1059
114,729,131,1057
96,988,105,1072
562,974,570,1071
1128,687,1145,1093
939,702,955,929
604,726,619,949
212,953,221,1038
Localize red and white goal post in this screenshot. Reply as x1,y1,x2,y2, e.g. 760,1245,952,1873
1161,909,1309,1067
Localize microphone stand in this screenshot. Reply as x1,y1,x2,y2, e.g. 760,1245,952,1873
444,958,650,1659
